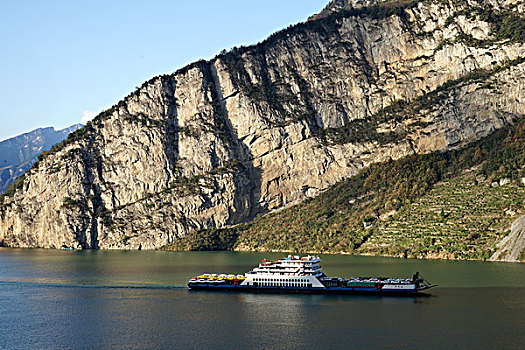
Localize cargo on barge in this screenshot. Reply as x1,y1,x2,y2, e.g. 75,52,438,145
187,255,436,295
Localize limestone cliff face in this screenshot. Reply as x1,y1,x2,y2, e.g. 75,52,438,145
0,0,524,249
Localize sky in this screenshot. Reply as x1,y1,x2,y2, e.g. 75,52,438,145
0,0,328,141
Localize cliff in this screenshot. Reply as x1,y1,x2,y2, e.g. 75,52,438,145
491,214,525,261
0,0,524,254
169,113,525,261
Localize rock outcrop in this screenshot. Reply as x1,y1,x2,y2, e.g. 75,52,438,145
0,0,524,250
491,214,525,262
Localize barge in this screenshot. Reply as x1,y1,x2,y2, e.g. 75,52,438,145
188,255,436,295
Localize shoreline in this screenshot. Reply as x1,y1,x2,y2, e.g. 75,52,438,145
1,246,523,263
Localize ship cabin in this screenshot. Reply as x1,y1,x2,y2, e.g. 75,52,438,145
251,255,323,276
241,255,326,288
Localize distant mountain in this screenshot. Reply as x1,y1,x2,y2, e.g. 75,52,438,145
0,125,82,193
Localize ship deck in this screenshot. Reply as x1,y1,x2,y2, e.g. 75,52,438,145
187,283,437,295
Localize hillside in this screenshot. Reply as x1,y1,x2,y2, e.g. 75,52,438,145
0,125,81,194
166,110,525,262
0,0,524,258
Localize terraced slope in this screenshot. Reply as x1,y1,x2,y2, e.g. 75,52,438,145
360,171,525,260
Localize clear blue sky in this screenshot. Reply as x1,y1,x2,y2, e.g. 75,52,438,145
0,0,328,141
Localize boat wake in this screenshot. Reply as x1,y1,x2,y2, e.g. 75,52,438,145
0,278,187,290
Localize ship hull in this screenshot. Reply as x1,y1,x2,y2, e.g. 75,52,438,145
187,283,436,295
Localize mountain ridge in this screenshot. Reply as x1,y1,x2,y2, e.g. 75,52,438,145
0,0,524,259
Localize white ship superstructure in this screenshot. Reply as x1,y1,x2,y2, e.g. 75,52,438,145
240,255,326,288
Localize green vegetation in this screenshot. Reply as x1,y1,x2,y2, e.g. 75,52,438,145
166,228,239,251
474,6,525,43
361,172,524,259
0,174,25,205
49,165,61,174
166,117,525,259
62,196,88,211
519,250,525,262
123,113,166,128
441,5,525,48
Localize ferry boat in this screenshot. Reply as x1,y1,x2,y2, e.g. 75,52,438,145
187,255,436,295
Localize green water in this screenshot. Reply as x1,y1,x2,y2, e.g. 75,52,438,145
1,249,522,288
1,249,524,349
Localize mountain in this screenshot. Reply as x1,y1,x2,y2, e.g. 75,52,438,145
0,125,82,193
170,118,524,261
311,0,388,19
0,0,523,260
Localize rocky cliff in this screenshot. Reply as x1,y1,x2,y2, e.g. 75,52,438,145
491,214,525,261
0,0,524,251
0,125,81,193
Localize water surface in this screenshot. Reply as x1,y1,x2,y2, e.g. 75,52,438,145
1,249,523,349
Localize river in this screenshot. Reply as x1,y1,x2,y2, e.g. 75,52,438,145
0,249,523,349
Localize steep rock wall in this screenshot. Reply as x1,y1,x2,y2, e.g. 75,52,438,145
491,214,525,262
0,0,524,249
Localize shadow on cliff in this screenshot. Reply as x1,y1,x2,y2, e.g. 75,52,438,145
162,77,181,181
158,68,264,250
205,62,266,226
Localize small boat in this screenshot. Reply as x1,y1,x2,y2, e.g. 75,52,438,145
188,255,437,295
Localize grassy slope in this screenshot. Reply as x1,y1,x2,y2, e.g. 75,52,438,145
360,171,524,260
164,113,525,260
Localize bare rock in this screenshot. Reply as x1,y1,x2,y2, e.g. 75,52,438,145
1,0,524,249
